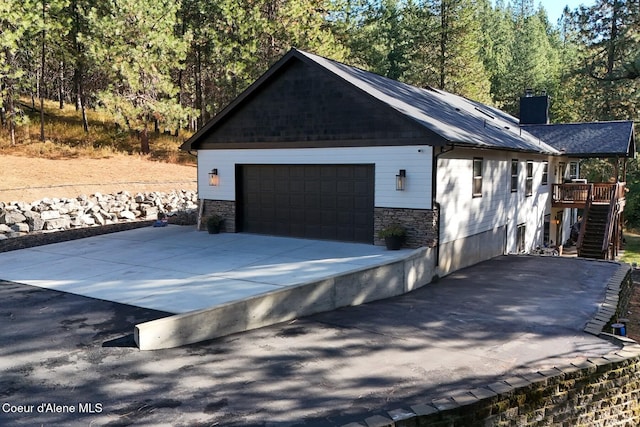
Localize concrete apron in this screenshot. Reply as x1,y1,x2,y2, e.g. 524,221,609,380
135,247,436,350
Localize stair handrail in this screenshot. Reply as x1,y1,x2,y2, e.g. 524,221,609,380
602,182,621,255
576,184,592,252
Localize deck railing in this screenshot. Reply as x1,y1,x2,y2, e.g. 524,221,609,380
551,182,625,207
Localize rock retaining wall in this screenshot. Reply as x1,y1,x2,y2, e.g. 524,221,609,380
0,190,198,241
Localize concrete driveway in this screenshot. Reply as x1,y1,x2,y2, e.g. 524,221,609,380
0,249,622,426
0,226,412,313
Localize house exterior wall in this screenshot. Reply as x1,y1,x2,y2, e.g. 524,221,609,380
197,146,434,209
436,147,554,274
197,145,436,246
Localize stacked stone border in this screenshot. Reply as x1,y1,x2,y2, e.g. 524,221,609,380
342,263,640,427
0,190,198,253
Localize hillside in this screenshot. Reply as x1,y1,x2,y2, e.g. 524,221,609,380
0,155,196,203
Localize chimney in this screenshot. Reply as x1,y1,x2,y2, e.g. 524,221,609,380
519,89,549,125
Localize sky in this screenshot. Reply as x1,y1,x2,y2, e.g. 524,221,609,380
537,0,593,24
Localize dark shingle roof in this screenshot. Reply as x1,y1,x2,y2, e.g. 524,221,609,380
296,50,559,154
523,121,636,158
182,48,635,159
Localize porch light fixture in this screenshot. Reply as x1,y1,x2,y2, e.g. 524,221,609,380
208,168,219,186
396,169,406,191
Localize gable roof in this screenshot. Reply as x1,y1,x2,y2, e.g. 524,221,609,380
181,49,560,155
522,121,636,158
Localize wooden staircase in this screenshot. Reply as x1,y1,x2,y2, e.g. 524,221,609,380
576,183,625,260
577,203,610,259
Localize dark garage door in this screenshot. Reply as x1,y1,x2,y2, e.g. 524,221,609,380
239,164,374,243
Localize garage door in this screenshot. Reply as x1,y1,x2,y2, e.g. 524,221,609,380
239,164,374,243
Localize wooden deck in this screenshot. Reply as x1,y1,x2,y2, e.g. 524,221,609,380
551,182,626,208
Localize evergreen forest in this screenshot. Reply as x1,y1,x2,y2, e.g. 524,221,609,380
1,0,639,218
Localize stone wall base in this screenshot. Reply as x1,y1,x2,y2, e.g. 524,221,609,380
200,199,236,232
200,201,439,250
374,207,438,249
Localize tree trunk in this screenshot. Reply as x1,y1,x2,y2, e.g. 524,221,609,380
439,0,448,90
607,0,620,77
73,66,89,132
74,67,80,111
0,104,5,127
40,0,46,142
80,94,89,133
4,48,17,145
6,91,16,146
59,61,64,109
195,47,204,130
140,125,150,154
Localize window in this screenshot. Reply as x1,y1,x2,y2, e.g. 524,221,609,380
516,224,526,253
511,159,518,192
473,158,483,197
569,162,578,180
526,161,533,196
542,161,548,185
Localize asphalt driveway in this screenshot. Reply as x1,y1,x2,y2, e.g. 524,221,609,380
0,255,621,426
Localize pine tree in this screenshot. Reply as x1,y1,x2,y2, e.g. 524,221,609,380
486,0,562,115
569,0,639,120
478,0,514,108
0,0,41,145
434,0,491,103
83,0,193,153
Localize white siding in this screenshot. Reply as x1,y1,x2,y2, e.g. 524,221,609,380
197,145,434,209
437,148,553,253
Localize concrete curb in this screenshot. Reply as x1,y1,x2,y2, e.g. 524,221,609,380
135,246,436,350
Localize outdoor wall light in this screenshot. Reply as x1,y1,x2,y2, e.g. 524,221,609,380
396,169,406,191
209,168,219,186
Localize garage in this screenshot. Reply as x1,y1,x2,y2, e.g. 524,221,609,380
238,164,375,243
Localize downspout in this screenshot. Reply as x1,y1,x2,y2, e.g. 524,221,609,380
432,143,455,267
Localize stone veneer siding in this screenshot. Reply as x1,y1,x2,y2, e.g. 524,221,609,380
374,207,438,249
200,199,236,232
343,264,640,427
201,202,439,248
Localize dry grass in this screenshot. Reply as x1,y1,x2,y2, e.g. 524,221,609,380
0,99,197,203
0,154,197,202
0,98,195,164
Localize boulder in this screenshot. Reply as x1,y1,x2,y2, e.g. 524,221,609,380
92,212,106,226
119,211,136,220
44,216,71,230
11,223,30,233
0,210,27,225
23,211,45,232
41,210,61,220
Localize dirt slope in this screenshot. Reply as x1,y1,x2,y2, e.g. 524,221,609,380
0,155,197,203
